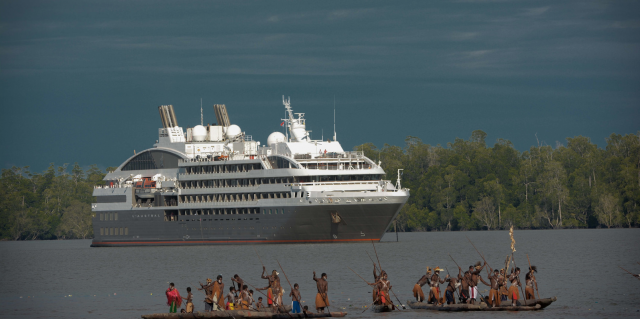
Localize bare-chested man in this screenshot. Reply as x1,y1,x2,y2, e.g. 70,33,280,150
482,268,501,306
429,267,448,305
508,267,521,306
468,261,486,304
198,278,214,312
459,271,471,303
259,267,282,309
239,285,252,310
445,267,462,305
413,267,431,302
378,271,394,308
313,271,329,313
499,269,509,302
525,266,538,300
289,283,302,314
231,274,245,293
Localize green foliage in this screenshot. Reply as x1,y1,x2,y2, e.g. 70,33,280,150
0,164,107,240
355,131,640,231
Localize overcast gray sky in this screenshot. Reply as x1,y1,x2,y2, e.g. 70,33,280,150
1,0,638,172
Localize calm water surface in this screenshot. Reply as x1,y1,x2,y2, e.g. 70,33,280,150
1,229,639,318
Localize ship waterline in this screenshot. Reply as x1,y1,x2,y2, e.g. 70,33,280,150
91,98,409,246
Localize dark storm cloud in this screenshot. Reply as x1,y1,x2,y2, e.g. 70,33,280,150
0,0,638,171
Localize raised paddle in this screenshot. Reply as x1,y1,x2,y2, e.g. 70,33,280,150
618,266,640,280
465,235,492,269
276,259,308,317
242,279,292,317
370,240,382,271
526,254,541,299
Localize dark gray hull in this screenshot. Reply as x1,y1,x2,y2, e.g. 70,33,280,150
91,203,402,247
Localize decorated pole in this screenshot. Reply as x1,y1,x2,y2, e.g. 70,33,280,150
509,226,526,305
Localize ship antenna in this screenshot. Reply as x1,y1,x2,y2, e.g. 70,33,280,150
333,95,336,141
200,98,203,126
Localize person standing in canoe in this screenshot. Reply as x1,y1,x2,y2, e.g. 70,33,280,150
459,271,471,303
225,287,236,310
508,267,521,306
212,275,225,310
259,267,281,309
413,267,431,302
525,266,538,300
184,287,194,313
482,268,502,306
231,274,245,293
445,267,462,305
313,271,329,313
198,278,214,311
468,261,486,304
499,269,509,302
379,271,394,308
428,267,448,305
289,283,302,313
165,283,182,313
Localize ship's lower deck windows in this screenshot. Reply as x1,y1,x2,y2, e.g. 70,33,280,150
178,192,291,204
100,227,104,235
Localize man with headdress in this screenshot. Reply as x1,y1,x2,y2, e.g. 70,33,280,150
525,266,537,300
445,267,462,305
428,267,448,305
165,283,182,313
468,261,486,304
313,271,330,313
378,271,394,308
413,267,431,302
198,278,214,312
508,267,521,306
259,266,281,310
198,278,213,312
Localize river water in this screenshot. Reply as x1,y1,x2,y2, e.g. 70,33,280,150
1,229,639,318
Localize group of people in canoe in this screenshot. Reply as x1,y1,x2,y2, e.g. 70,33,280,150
165,266,330,314
411,260,539,307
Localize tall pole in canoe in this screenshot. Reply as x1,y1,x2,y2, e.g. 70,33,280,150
526,254,540,299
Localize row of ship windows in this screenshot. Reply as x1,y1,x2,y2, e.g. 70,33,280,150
179,192,294,204
100,227,128,236
184,163,263,175
187,226,287,231
166,208,284,221
180,175,382,189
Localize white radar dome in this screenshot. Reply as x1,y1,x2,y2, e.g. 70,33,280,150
267,132,286,145
226,124,242,139
192,125,207,142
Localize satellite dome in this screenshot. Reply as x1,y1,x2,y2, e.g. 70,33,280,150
267,132,286,145
193,125,207,142
226,124,242,139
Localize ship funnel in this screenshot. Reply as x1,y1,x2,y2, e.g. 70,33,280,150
158,105,179,128
213,104,231,127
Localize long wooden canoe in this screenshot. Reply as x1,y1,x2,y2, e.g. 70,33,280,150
512,297,557,309
407,300,542,311
141,310,347,319
372,304,394,313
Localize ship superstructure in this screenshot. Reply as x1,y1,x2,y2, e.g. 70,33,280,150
91,97,409,246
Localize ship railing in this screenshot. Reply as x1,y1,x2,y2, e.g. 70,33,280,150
178,201,260,206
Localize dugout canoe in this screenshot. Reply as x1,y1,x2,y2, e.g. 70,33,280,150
407,300,542,311
141,310,347,319
512,297,557,309
371,304,395,313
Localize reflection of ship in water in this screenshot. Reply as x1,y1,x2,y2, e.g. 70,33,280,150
91,97,409,246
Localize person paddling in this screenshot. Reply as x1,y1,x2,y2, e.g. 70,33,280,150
413,267,431,302
525,266,538,300
313,271,330,313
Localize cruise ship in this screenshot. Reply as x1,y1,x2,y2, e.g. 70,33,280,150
91,97,409,246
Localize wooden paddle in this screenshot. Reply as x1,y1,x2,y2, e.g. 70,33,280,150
526,254,541,299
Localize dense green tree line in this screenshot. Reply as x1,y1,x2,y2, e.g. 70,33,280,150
356,131,640,231
0,164,111,240
1,131,637,240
